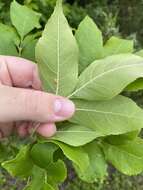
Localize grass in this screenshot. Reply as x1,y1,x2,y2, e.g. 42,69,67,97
1,167,143,190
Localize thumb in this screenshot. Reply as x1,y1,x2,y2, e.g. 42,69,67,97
0,85,75,123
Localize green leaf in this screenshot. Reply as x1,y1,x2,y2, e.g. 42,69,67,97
75,16,103,72
0,23,19,56
36,0,78,96
2,145,33,178
30,143,58,168
74,141,107,183
135,49,143,57
43,183,55,190
23,166,46,190
21,33,39,61
104,36,133,57
105,131,139,145
10,0,41,39
125,50,143,91
52,124,99,146
0,143,11,163
102,138,143,175
24,168,59,190
46,160,67,183
38,140,89,173
70,96,143,139
125,78,143,91
68,54,143,100
31,142,67,183
52,140,89,172
46,176,59,190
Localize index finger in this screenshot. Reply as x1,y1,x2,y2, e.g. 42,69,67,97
0,56,42,90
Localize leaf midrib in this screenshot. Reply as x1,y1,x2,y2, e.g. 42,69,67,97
76,108,141,119
56,11,60,95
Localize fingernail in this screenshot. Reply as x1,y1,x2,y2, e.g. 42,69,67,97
54,99,75,119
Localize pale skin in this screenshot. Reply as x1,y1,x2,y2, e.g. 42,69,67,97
0,56,75,138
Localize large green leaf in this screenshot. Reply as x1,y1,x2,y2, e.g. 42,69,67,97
36,0,78,96
0,23,19,56
51,96,143,147
2,145,33,178
102,138,143,175
104,36,133,57
52,124,99,146
37,140,89,173
68,54,143,100
52,140,89,172
75,16,103,72
74,141,107,183
70,96,143,139
10,0,41,39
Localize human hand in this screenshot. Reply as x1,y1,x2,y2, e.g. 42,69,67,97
0,56,75,138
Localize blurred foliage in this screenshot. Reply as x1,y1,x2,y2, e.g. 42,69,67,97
0,0,11,24
0,0,135,40
0,0,143,48
2,0,141,58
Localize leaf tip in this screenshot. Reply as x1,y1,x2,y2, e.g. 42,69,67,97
56,0,63,8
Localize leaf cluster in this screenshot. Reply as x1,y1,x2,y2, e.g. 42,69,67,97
1,0,143,190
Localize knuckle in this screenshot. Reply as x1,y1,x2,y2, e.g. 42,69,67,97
23,90,44,120
22,90,55,122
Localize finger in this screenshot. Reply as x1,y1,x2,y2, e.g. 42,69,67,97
0,61,12,86
17,122,29,138
0,122,14,137
36,123,56,137
0,85,75,123
0,56,42,89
